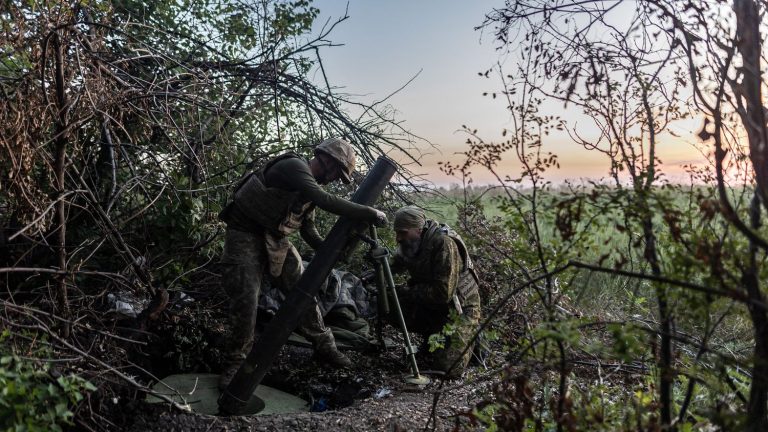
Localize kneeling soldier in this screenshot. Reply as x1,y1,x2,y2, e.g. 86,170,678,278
389,206,482,378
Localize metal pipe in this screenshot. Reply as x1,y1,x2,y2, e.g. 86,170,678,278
370,226,390,347
361,228,427,384
218,156,397,415
376,247,423,379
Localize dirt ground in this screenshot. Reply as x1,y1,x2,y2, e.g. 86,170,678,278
122,342,492,431
93,269,499,431
126,387,482,431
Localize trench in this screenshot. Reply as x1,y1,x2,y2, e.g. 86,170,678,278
125,293,409,417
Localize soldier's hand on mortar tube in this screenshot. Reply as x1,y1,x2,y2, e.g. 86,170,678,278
373,209,388,227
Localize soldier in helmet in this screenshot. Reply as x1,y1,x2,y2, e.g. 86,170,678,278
389,206,482,378
217,138,387,390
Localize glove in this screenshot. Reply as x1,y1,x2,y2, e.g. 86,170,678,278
373,209,388,227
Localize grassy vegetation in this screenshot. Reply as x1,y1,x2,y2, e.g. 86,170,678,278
410,183,760,429
413,188,644,315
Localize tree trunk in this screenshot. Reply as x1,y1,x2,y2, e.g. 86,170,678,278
747,304,768,431
640,75,673,428
746,194,768,430
52,33,71,338
734,0,768,211
734,1,768,425
98,119,117,205
643,215,673,428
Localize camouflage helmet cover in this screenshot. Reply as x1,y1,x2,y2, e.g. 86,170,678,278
314,138,356,184
394,205,427,230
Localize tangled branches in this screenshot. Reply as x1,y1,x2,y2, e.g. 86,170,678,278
0,1,422,427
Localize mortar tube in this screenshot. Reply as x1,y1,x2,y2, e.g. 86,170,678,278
218,156,397,416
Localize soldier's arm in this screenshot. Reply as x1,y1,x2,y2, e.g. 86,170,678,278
300,209,324,250
409,237,460,305
268,158,378,222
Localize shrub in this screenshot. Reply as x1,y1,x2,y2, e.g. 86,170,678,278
0,351,96,432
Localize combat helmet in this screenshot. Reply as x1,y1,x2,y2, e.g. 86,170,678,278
314,138,356,184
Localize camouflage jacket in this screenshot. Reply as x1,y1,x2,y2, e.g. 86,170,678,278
220,153,315,237
392,220,481,310
219,152,375,247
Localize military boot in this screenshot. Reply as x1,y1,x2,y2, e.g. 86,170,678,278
314,345,352,368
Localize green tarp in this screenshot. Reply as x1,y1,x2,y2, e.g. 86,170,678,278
147,373,308,416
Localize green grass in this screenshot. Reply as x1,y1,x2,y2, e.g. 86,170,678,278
412,193,505,226
407,185,760,429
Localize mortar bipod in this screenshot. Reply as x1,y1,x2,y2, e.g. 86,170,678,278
362,226,430,386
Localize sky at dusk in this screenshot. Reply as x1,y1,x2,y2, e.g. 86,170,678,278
308,1,709,186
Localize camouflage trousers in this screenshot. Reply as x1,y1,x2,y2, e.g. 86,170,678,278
432,306,481,378
392,300,481,378
219,228,337,367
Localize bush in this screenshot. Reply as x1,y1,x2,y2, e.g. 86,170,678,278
0,352,96,432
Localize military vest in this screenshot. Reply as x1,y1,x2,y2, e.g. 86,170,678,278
423,222,478,280
406,221,481,309
229,152,315,236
